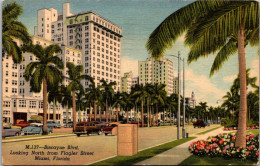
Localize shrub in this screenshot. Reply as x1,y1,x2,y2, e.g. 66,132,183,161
189,133,259,161
221,117,237,128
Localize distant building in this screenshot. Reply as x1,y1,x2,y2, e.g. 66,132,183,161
138,57,174,96
185,91,196,108
121,71,139,93
173,77,179,94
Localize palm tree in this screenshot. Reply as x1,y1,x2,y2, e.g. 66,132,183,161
222,87,239,116
100,79,117,122
133,84,148,127
198,102,208,121
76,91,86,122
151,83,167,125
85,79,102,121
2,2,31,63
48,84,63,123
66,62,92,131
61,85,72,125
24,44,63,135
146,1,258,148
121,92,134,123
112,92,126,122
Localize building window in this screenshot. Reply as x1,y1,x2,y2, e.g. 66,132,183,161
6,71,8,76
29,101,36,108
5,79,8,84
6,63,8,68
12,88,17,93
3,101,10,107
5,87,8,92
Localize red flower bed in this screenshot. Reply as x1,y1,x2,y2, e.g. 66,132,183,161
224,126,259,131
189,133,259,161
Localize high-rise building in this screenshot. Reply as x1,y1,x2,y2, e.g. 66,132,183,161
121,71,139,93
35,3,122,91
138,57,174,95
2,36,82,124
185,91,196,108
173,77,179,94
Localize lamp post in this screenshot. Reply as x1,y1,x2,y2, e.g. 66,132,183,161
166,51,186,139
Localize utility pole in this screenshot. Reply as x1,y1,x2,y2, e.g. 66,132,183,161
177,51,180,140
182,57,186,138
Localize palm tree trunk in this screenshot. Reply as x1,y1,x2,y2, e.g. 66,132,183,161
117,104,119,122
72,91,76,132
141,100,144,127
235,25,247,148
147,99,149,128
53,98,56,123
79,111,81,122
149,106,152,127
66,104,69,125
126,107,129,123
99,105,101,122
42,78,48,135
89,103,92,122
94,101,97,121
106,100,108,122
156,103,158,126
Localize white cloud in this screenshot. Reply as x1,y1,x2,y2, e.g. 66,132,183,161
223,75,237,83
185,69,226,106
120,56,139,77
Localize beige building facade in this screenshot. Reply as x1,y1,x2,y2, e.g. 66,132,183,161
138,57,174,96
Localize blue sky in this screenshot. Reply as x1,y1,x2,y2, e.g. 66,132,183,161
4,0,259,106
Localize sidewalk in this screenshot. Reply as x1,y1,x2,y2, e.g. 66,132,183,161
135,127,229,165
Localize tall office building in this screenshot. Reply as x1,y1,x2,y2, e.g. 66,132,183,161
121,71,139,93
2,36,82,124
173,77,179,94
138,57,174,96
35,3,122,91
185,92,196,108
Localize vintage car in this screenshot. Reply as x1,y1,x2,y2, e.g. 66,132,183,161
93,121,109,129
103,122,120,136
47,121,61,128
193,120,206,128
21,123,52,135
74,121,102,137
3,123,21,129
3,125,21,137
15,120,30,128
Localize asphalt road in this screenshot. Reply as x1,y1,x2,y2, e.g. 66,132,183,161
2,124,220,165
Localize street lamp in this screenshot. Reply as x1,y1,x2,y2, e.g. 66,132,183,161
166,51,186,139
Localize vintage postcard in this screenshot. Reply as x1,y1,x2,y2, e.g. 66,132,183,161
1,0,259,165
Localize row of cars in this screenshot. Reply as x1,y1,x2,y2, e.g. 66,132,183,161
3,120,62,137
74,121,120,137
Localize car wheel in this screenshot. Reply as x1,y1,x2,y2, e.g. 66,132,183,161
77,134,81,137
87,133,89,136
98,131,102,135
15,132,20,136
105,133,108,136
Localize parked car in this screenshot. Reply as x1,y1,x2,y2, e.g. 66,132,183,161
103,122,120,136
3,123,21,129
64,122,73,128
47,121,61,128
93,121,109,129
193,120,206,128
15,121,30,128
205,121,210,126
22,124,52,135
3,125,21,137
74,121,102,137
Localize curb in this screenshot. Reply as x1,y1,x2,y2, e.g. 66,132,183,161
2,134,75,143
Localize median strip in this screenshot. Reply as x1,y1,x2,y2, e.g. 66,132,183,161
196,126,222,135
91,137,196,165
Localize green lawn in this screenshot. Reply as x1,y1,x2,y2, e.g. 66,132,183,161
229,129,259,136
179,155,257,165
196,126,222,135
3,133,73,141
91,137,196,165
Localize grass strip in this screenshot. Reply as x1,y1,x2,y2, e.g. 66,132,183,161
196,126,221,135
91,137,196,165
3,133,73,141
179,155,257,165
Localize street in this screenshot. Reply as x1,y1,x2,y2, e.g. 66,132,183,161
2,124,219,165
